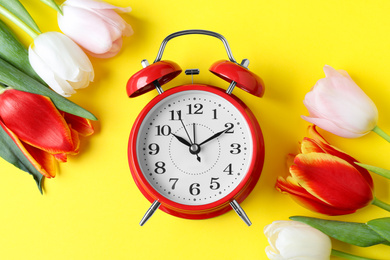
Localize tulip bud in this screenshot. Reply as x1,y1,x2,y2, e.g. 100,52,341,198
264,220,332,260
276,125,374,215
302,65,378,138
57,0,133,58
28,32,94,97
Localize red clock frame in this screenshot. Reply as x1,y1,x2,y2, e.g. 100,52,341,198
128,84,265,219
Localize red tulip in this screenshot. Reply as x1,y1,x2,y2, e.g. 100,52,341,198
276,125,374,215
0,88,93,178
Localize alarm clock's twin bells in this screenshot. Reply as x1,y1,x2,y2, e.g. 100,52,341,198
126,58,265,99
127,29,265,98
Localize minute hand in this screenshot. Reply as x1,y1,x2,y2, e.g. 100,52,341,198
199,128,230,146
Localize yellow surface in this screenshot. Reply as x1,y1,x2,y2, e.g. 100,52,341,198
1,0,390,259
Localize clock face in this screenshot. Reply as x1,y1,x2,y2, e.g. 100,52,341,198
134,87,255,206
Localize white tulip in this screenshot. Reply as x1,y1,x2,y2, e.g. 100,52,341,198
28,32,94,97
264,220,332,260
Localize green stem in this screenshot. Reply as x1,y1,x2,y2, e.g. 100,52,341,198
372,197,390,212
331,249,376,260
356,163,390,179
372,126,390,143
0,4,39,38
39,0,63,15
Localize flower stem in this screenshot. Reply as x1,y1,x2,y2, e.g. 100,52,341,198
331,249,375,260
0,4,39,39
372,197,390,212
356,163,390,179
39,0,63,15
372,125,390,143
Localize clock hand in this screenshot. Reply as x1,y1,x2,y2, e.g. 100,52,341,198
171,133,191,147
193,123,196,144
177,112,201,162
199,125,231,146
178,113,194,144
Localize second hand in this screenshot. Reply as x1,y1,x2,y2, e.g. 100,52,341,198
178,112,201,162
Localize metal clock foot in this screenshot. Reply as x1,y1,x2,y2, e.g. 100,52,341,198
139,200,161,226
230,199,252,226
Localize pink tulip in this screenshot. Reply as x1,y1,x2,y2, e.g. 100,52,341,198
57,0,133,58
302,65,378,138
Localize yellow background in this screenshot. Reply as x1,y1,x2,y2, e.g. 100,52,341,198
1,0,390,259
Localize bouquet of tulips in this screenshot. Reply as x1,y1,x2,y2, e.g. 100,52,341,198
0,0,132,192
264,65,390,259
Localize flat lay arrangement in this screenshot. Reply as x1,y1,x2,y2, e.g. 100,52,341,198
1,1,390,259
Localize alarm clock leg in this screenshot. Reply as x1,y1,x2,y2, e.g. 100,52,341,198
139,200,161,226
230,199,252,226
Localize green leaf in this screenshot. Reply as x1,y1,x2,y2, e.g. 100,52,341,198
0,57,97,120
290,216,387,247
356,163,390,180
0,19,43,83
0,0,40,33
39,0,63,15
367,218,390,243
0,123,43,193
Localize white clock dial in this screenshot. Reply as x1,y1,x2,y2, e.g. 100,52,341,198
136,89,254,205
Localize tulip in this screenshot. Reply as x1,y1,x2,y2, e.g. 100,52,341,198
28,31,94,97
302,65,379,138
0,87,93,178
265,220,377,260
276,125,376,215
57,0,133,58
264,220,332,260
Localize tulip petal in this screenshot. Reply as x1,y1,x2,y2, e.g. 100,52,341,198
301,137,326,154
89,37,123,58
58,6,115,54
307,125,374,189
28,47,76,97
58,5,132,57
264,220,332,259
302,115,366,138
94,8,133,37
323,65,344,78
30,32,93,80
69,127,80,155
53,153,67,162
276,176,357,215
0,121,55,178
292,153,373,210
24,143,56,178
63,112,94,136
307,125,327,143
303,75,378,136
0,89,75,154
57,0,132,58
63,0,131,13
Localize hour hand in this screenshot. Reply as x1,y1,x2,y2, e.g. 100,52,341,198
171,133,191,147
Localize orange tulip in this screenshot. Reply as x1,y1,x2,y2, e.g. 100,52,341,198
0,88,93,178
276,125,374,215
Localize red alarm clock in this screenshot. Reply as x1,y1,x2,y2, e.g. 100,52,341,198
127,30,265,226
